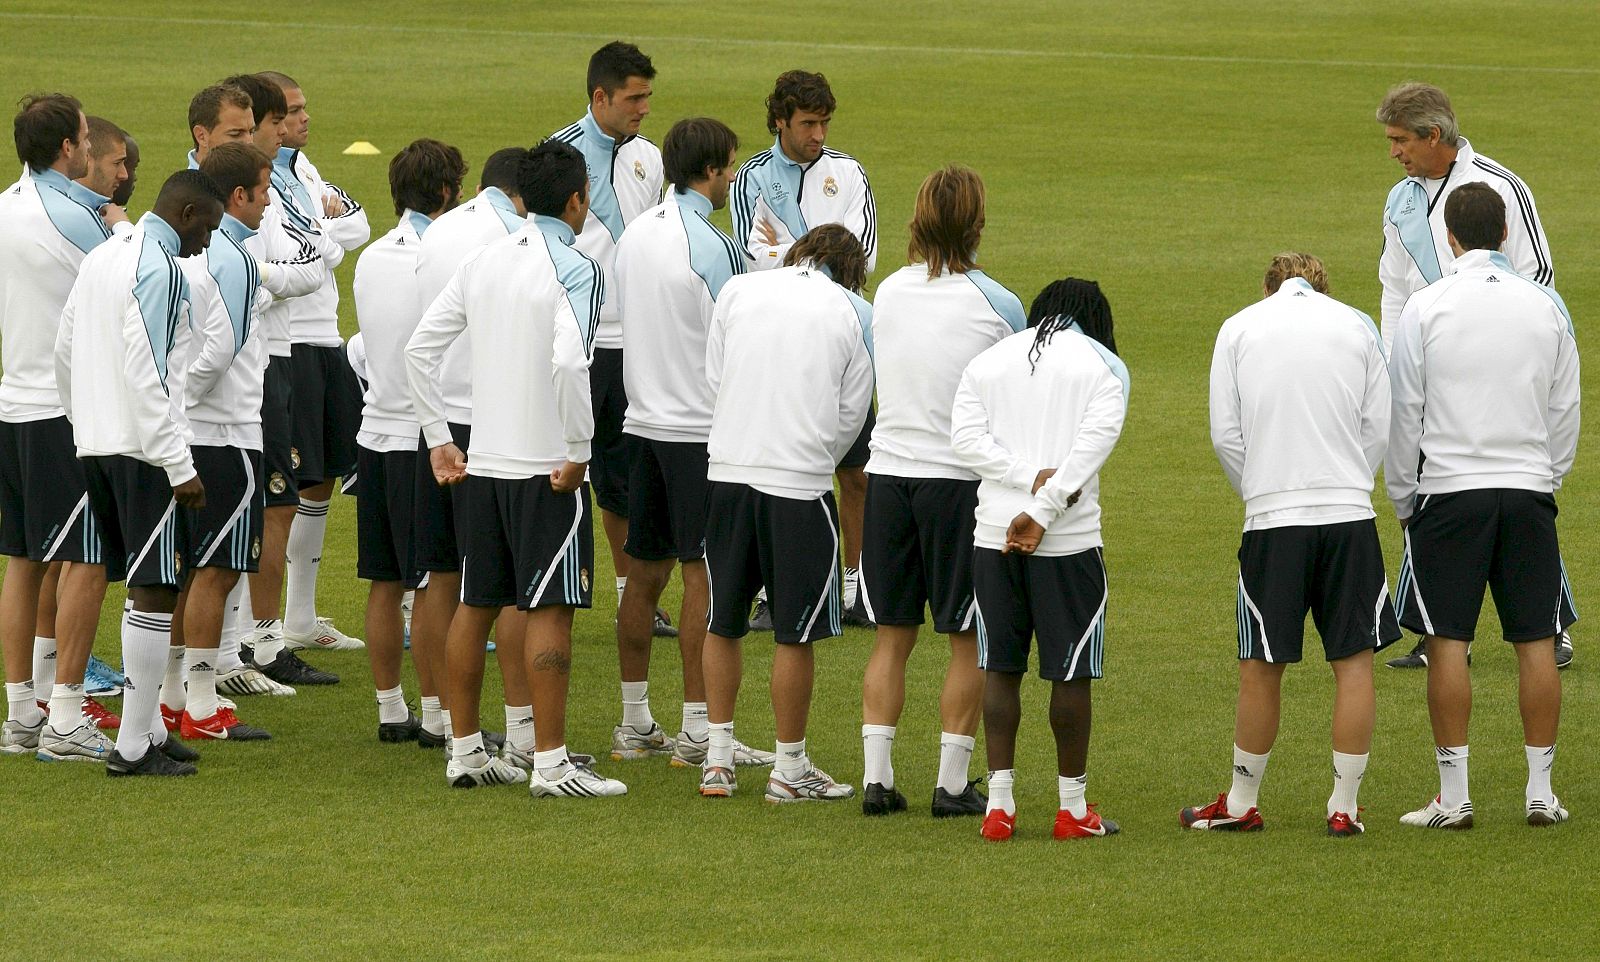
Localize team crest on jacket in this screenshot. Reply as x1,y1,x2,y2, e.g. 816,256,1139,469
823,176,838,198
290,447,301,470
269,472,288,495
634,160,645,181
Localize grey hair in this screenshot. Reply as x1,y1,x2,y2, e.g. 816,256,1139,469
1376,82,1459,146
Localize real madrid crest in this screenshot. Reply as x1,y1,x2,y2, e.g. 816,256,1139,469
269,472,287,495
290,447,301,469
251,536,262,560
580,568,591,592
823,176,839,198
633,160,645,181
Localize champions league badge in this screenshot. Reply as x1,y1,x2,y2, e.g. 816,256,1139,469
823,176,839,197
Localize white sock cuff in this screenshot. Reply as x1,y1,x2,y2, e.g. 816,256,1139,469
1436,744,1469,761
862,723,896,739
940,731,975,750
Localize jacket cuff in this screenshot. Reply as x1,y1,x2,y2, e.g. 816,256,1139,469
164,461,197,487
566,440,592,465
422,420,452,449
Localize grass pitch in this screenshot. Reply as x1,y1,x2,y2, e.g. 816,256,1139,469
2,2,1597,958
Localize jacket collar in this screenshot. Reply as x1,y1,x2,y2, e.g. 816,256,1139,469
220,212,256,243
533,213,575,244
1448,247,1513,275
139,212,181,255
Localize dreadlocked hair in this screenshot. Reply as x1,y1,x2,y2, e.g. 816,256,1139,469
1025,278,1116,372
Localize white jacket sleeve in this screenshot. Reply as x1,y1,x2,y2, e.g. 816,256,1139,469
831,321,874,464
1549,320,1581,489
841,165,877,275
950,366,1041,490
1496,181,1555,287
549,284,595,465
1360,330,1392,480
319,182,371,251
257,219,327,299
125,269,195,485
1378,218,1409,354
1384,303,1426,519
706,297,729,400
1207,326,1246,496
1026,370,1126,529
53,285,78,417
184,279,234,407
406,264,469,449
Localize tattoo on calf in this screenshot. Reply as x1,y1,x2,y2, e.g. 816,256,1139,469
531,649,572,674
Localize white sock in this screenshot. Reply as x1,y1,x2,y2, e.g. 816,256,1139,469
441,708,454,740
1228,745,1270,816
615,576,627,606
46,683,85,735
987,769,1016,815
420,696,443,736
776,738,807,780
5,681,40,725
862,723,895,788
755,587,768,605
217,580,248,674
1059,773,1088,818
505,705,535,752
375,685,407,724
1525,744,1555,805
116,610,173,761
534,745,570,778
160,645,186,712
708,721,734,770
1329,750,1368,817
1436,745,1470,808
937,732,976,794
620,680,654,730
184,648,219,721
32,637,57,697
681,701,708,740
284,497,330,636
842,567,859,607
452,729,485,763
252,619,285,664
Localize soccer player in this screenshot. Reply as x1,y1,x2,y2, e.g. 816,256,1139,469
698,225,874,802
732,69,878,628
858,165,1022,819
0,94,128,760
260,70,370,654
549,42,676,638
353,138,463,742
78,116,131,205
610,118,776,768
1181,254,1399,837
950,278,1130,841
406,141,622,796
112,132,139,208
1388,184,1579,830
409,147,534,757
170,143,326,740
55,169,225,776
1374,81,1567,670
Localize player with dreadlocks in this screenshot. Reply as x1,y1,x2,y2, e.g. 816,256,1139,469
950,276,1130,841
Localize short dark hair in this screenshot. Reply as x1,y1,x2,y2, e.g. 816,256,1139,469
14,93,82,170
481,147,528,194
663,118,738,192
85,116,126,160
223,74,286,124
189,84,252,137
1027,278,1117,369
520,140,588,218
1444,182,1506,252
784,224,866,293
587,41,655,99
389,138,466,217
157,167,228,211
766,70,836,134
199,142,272,200
257,70,299,92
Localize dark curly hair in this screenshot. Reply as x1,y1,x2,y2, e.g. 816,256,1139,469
765,70,836,134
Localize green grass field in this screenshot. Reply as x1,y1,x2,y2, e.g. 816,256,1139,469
2,2,1598,958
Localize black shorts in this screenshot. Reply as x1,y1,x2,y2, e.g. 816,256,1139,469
973,546,1106,682
289,343,362,486
588,347,632,517
0,416,104,564
858,475,978,633
837,403,876,470
185,446,264,573
455,474,594,611
624,436,709,563
705,482,842,645
357,445,422,586
1236,519,1401,663
261,355,299,507
1397,489,1577,643
83,455,188,588
413,422,471,573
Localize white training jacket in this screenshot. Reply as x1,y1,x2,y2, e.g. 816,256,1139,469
415,186,526,426
615,188,746,443
1209,277,1390,531
1378,137,1553,350
732,139,876,274
183,212,324,450
951,326,1130,557
0,166,128,422
277,147,369,347
406,216,601,479
354,209,432,449
549,110,664,350
55,213,195,485
706,264,875,499
1386,248,1580,520
866,265,1026,480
